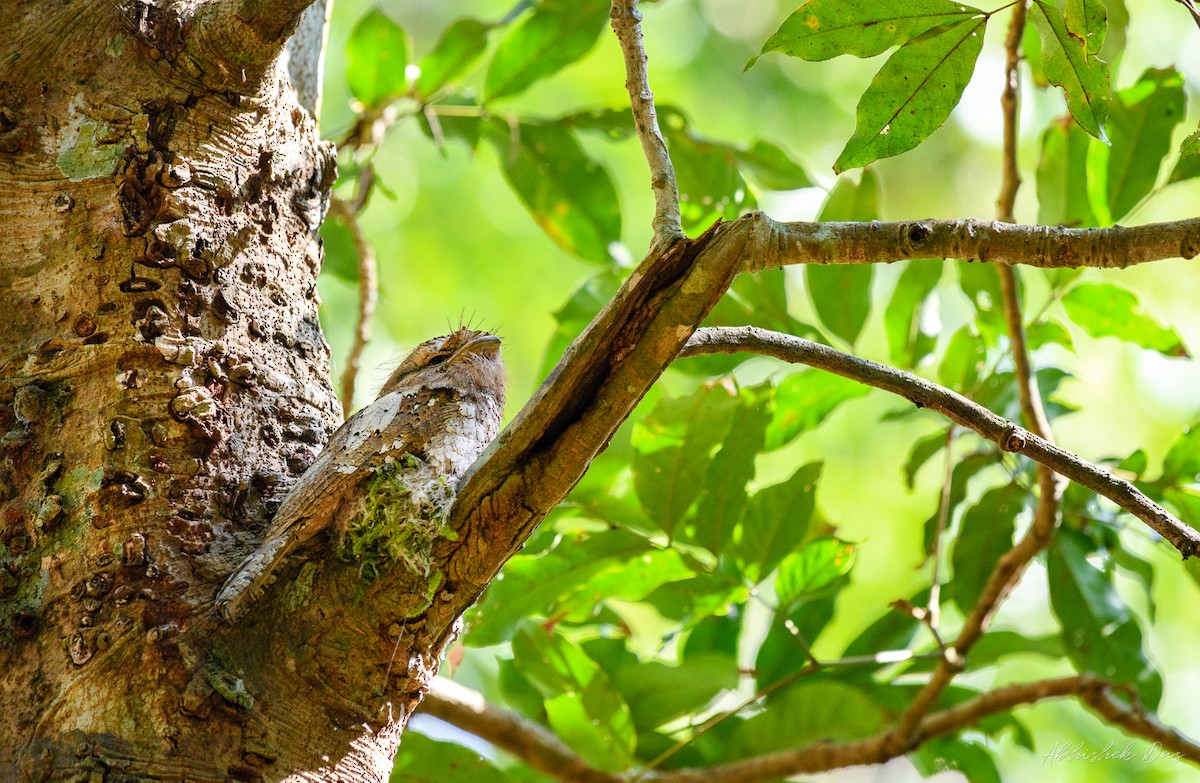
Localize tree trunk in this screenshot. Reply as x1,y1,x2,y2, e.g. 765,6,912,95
0,1,438,777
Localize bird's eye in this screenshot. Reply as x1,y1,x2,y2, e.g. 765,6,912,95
427,354,449,366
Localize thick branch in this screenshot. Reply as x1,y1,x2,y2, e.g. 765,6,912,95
680,327,1200,559
610,0,683,248
192,0,318,72
422,675,1123,783
739,213,1200,270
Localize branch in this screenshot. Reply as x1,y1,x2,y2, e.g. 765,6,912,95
610,0,684,248
1175,0,1200,30
327,197,379,418
422,679,621,783
738,213,1200,271
1081,686,1200,764
192,0,318,72
680,327,1200,559
420,675,1124,783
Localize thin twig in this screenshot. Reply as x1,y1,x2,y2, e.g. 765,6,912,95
1081,685,1200,764
1175,0,1200,30
680,327,1200,559
925,426,956,633
610,0,684,249
327,197,378,418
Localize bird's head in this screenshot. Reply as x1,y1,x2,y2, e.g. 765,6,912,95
378,327,507,403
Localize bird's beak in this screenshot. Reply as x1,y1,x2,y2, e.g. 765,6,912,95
459,333,502,359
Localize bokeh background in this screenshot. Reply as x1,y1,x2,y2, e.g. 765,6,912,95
313,2,1200,780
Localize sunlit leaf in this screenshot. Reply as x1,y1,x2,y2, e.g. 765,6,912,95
733,462,822,581
1047,529,1163,708
1183,126,1200,156
884,260,942,367
913,737,1002,783
417,96,483,149
1061,282,1188,357
950,484,1026,610
1065,0,1106,56
937,326,984,391
732,680,884,753
512,626,636,771
666,126,755,232
611,654,738,729
1026,319,1076,353
415,18,493,99
392,732,536,782
751,0,982,65
486,120,621,264
1030,0,1111,141
346,9,409,107
806,172,878,343
632,385,741,537
692,390,771,556
467,529,654,646
1037,115,1097,227
775,537,856,610
833,17,987,173
922,452,994,555
1103,67,1186,221
733,140,813,190
764,371,871,450
485,0,609,101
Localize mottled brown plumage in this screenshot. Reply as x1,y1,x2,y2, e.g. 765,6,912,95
215,328,506,622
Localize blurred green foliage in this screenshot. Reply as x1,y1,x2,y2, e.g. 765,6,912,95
314,1,1200,781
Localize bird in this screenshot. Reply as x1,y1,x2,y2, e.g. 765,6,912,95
215,327,506,623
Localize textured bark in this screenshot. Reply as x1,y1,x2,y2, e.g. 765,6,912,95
0,0,366,777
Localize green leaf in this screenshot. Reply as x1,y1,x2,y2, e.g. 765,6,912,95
904,429,949,489
764,371,871,451
1183,126,1200,157
912,737,1002,783
922,452,994,555
1047,529,1162,708
684,613,741,661
733,462,822,582
556,549,696,623
467,529,654,646
1161,424,1200,484
1168,150,1200,185
732,140,813,190
666,125,755,232
346,9,409,107
1037,115,1098,227
417,96,483,150
611,653,739,730
632,385,741,537
884,261,942,367
956,260,1009,344
1104,67,1186,221
833,17,987,173
937,326,983,391
751,0,982,64
950,484,1026,611
485,0,608,101
755,589,841,685
415,18,493,99
1030,1,1111,141
318,213,359,283
732,680,884,754
1065,0,1106,56
806,172,878,343
391,732,528,782
1026,319,1076,353
512,626,635,771
775,537,856,611
1061,282,1188,357
485,120,622,264
692,390,771,556
842,588,928,658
